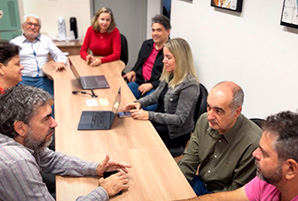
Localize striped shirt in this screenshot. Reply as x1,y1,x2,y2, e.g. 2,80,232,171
0,133,108,201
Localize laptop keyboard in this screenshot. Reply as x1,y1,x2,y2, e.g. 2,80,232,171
82,77,99,88
91,111,111,129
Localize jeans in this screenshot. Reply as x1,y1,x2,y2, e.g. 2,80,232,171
128,81,157,111
21,76,54,96
191,175,212,196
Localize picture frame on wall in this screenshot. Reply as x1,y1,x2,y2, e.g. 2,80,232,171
280,0,298,29
211,0,243,12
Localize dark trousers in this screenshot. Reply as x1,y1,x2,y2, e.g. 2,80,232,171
191,175,212,196
151,121,190,148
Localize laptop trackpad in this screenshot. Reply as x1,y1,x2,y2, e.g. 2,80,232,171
81,113,93,123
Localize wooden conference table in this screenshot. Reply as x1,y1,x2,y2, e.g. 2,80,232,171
43,55,196,201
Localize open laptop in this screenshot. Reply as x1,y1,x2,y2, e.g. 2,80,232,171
69,58,110,90
78,87,121,130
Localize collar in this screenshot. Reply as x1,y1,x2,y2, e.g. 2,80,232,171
0,133,35,154
153,43,163,51
207,114,244,144
21,33,41,43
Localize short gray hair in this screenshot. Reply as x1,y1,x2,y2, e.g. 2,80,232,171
230,85,244,110
0,85,52,138
23,14,41,26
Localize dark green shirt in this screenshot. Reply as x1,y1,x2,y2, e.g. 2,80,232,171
178,113,262,192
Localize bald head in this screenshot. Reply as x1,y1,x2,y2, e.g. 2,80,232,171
207,81,244,134
212,81,244,111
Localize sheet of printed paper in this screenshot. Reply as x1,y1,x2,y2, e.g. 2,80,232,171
282,0,298,25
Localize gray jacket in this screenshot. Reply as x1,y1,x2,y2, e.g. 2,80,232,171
138,74,200,139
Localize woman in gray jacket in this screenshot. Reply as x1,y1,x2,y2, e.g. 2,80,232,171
123,38,200,152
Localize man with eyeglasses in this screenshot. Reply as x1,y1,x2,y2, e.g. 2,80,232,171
10,14,67,95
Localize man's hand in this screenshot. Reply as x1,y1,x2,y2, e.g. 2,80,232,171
122,71,136,82
99,171,129,196
55,62,66,72
138,83,153,96
96,155,131,177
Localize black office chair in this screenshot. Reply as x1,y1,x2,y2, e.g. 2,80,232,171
170,83,209,158
250,118,264,128
120,34,128,65
193,84,208,126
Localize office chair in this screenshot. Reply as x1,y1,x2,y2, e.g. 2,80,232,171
171,83,209,160
193,84,208,126
120,34,128,65
250,118,264,128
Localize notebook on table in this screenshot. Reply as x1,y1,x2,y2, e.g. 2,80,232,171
69,58,109,90
78,87,121,130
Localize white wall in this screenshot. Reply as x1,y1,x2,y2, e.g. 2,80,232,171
171,0,298,118
22,0,91,40
147,0,162,38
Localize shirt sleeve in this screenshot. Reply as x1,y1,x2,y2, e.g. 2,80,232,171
38,148,99,177
149,82,200,126
100,28,121,64
76,187,109,201
219,144,257,192
244,177,261,200
0,152,56,201
178,120,202,182
39,148,110,200
47,37,67,64
80,26,92,60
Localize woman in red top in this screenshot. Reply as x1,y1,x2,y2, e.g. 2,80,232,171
80,7,121,67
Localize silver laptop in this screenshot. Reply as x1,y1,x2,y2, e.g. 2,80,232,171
78,87,121,130
69,58,110,90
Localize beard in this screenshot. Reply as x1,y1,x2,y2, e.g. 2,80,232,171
24,128,54,151
255,159,282,185
24,30,39,40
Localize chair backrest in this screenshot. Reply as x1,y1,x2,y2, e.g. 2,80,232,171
120,34,128,65
250,118,264,128
193,83,208,125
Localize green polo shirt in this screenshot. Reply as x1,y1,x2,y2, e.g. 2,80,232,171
179,113,262,192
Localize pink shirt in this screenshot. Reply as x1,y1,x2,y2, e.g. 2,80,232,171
142,43,162,81
245,176,298,201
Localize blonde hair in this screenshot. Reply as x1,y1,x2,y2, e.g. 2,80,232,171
160,38,199,88
91,7,116,33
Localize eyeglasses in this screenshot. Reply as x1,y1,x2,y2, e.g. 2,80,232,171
26,22,40,27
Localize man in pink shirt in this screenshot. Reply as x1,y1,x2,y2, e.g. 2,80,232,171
180,111,298,201
123,15,171,111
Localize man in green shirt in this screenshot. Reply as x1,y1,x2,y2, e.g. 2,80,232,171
178,81,262,195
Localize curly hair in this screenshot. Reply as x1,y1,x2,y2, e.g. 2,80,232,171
0,85,52,138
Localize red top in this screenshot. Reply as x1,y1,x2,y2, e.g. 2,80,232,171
0,86,4,94
80,26,121,64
